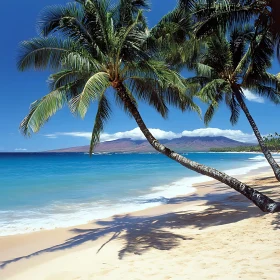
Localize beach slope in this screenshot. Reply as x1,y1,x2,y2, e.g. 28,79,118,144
0,170,280,280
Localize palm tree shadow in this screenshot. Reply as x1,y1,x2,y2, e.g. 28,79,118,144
118,228,188,259
1,181,279,269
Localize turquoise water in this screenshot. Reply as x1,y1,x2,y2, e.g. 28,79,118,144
0,152,268,235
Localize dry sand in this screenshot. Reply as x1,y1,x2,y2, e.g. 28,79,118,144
0,168,280,280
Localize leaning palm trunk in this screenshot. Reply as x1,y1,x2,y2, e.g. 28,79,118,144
116,83,280,213
234,92,280,182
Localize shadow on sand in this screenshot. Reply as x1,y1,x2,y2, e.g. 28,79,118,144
1,178,279,270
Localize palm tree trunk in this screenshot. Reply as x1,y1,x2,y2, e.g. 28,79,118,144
116,83,280,213
234,92,280,182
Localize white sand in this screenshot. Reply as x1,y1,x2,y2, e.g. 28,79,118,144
0,169,280,280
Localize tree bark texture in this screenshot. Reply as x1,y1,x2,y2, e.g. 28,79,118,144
116,83,280,213
235,92,280,182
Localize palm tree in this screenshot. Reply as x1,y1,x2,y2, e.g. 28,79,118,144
188,0,280,61
178,1,280,181
18,0,280,213
184,25,280,181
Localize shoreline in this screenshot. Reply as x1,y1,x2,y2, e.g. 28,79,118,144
1,164,280,279
0,153,270,237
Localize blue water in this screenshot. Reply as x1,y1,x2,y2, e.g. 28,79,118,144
0,152,268,235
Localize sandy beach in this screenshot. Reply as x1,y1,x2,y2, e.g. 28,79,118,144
0,167,279,280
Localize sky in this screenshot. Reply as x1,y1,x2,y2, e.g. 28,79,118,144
0,0,279,152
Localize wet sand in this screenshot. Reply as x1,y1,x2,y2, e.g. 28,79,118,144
0,167,279,280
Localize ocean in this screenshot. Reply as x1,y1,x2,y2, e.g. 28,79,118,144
0,152,269,236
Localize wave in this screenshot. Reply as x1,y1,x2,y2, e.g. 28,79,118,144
0,154,269,236
248,155,265,161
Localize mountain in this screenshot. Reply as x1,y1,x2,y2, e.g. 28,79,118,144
47,136,252,153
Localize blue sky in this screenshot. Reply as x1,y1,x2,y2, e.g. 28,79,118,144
0,0,279,152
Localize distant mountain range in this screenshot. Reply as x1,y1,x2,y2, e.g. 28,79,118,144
47,136,252,153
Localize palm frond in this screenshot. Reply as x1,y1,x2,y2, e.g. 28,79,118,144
180,91,202,116
145,60,186,91
113,0,149,27
61,51,102,72
204,103,216,126
85,0,111,51
37,2,94,47
116,11,144,63
232,44,251,77
89,93,112,155
230,24,254,69
118,26,149,62
19,88,67,136
18,37,81,71
195,63,216,80
163,36,204,70
128,77,169,118
197,79,228,103
150,5,191,44
185,76,210,87
194,2,255,38
48,69,81,90
178,0,198,11
203,87,227,126
69,72,110,118
242,31,274,84
202,33,233,74
225,94,240,125
123,59,186,92
252,83,280,104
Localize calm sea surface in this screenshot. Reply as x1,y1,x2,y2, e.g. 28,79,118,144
0,152,268,236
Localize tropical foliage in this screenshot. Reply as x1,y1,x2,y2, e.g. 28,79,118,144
179,2,280,181
210,146,262,152
18,0,280,213
211,133,280,152
186,26,280,126
192,0,280,59
263,133,280,150
18,0,197,154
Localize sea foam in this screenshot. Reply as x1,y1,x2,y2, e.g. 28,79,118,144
0,154,270,236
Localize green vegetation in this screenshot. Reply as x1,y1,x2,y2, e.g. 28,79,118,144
185,24,280,177
263,133,280,151
18,0,195,155
210,133,280,152
210,146,262,152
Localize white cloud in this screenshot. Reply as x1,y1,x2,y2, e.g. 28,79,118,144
46,132,92,140
242,89,265,103
45,127,257,143
45,128,180,142
101,128,180,141
45,134,58,139
15,148,27,151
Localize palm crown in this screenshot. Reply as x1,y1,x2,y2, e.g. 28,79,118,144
186,25,280,125
18,0,198,154
191,0,280,60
